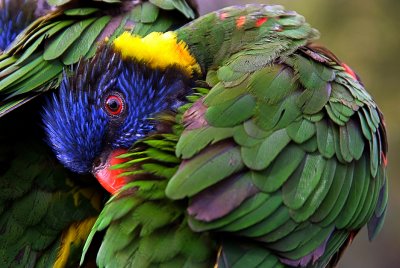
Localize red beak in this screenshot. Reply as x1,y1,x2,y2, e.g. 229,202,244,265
92,149,130,194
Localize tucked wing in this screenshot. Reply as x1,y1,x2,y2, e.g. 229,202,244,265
166,5,388,267
0,0,196,116
80,5,387,267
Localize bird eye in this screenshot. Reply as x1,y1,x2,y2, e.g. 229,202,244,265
105,94,124,116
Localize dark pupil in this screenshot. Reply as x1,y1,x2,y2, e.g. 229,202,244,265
107,98,119,111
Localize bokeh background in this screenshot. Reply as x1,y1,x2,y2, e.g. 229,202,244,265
199,1,399,267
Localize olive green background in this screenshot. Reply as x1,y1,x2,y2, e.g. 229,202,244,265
199,1,399,267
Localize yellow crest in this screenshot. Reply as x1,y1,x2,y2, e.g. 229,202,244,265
112,31,201,77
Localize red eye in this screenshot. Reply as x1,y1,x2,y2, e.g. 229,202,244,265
105,94,124,116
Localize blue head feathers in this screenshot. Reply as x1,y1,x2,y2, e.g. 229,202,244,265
43,47,192,174
0,0,35,51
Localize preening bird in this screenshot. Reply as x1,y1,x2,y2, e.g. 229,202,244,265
0,0,197,267
42,4,388,267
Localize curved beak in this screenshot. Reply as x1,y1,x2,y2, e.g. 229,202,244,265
92,148,130,194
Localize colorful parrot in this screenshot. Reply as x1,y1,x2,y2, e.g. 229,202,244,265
0,0,197,267
40,4,389,267
0,0,197,116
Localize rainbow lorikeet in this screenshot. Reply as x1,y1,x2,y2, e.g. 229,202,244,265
0,0,197,266
41,4,388,267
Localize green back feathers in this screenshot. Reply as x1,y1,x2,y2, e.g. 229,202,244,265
0,3,386,267
79,4,387,267
176,5,319,72
165,4,387,267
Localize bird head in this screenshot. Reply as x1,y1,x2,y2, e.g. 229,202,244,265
43,32,200,194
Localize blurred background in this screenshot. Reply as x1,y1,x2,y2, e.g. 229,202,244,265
199,1,399,267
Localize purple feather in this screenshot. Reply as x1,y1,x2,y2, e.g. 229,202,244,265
188,172,259,223
326,82,332,96
183,98,209,130
280,231,331,267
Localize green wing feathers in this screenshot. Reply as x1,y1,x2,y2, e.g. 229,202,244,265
82,5,387,267
177,5,319,72
82,131,215,268
0,3,387,267
167,8,388,266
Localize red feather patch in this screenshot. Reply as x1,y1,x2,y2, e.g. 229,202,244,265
256,17,268,27
381,152,388,167
342,63,357,80
236,16,246,28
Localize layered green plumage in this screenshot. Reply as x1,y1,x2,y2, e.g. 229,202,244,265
0,0,197,116
82,128,216,267
81,5,388,268
0,0,198,266
0,100,102,267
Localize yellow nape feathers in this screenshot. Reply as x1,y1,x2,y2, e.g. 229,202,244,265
112,31,201,77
